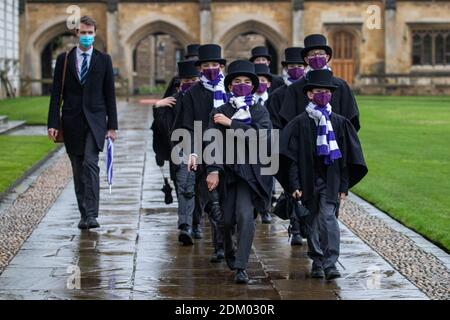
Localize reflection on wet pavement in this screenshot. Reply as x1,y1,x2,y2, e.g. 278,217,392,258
0,101,428,300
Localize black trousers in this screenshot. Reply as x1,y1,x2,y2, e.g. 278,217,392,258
221,179,255,270
68,130,101,219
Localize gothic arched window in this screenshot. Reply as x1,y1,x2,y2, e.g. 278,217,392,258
412,29,450,66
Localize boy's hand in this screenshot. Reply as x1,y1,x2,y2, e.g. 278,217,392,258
155,97,177,108
339,192,346,201
213,113,232,127
292,190,303,199
187,154,197,171
206,172,219,191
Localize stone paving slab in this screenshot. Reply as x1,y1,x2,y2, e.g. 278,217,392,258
0,100,438,300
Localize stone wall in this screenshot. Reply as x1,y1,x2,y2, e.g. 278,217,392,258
19,0,450,95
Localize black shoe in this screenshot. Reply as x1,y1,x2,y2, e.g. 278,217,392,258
210,248,225,263
192,226,203,239
290,233,303,246
311,266,325,278
178,226,194,245
235,269,249,284
271,195,277,206
85,217,100,229
77,218,88,230
261,211,272,224
325,266,341,280
225,252,236,271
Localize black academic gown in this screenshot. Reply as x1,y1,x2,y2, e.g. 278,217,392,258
180,82,216,157
266,84,288,130
268,74,284,94
151,91,183,179
280,112,367,204
206,102,273,213
265,84,293,190
163,76,180,98
279,75,360,131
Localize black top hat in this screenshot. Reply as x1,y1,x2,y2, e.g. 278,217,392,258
184,44,200,59
301,34,333,62
254,63,272,82
249,46,272,62
177,60,200,79
303,69,337,93
225,60,260,94
195,44,227,66
281,47,306,66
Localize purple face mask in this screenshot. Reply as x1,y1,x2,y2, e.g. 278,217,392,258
256,83,268,94
180,82,194,93
308,56,328,70
287,67,304,80
202,67,220,81
313,91,332,107
232,83,253,97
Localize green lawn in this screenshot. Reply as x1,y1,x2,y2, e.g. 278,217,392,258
353,95,450,251
0,136,57,193
0,96,50,125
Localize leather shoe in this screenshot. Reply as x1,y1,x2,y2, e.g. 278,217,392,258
210,248,225,263
85,217,100,229
325,266,341,280
311,266,325,278
235,269,249,284
178,225,194,245
290,233,303,246
225,252,236,271
77,218,88,230
261,211,272,224
192,225,203,239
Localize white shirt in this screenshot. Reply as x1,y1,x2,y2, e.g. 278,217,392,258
254,91,269,106
76,45,93,80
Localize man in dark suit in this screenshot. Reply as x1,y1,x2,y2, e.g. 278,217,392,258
47,16,118,230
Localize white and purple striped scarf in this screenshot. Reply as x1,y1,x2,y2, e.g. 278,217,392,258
306,102,342,165
200,71,228,109
229,94,255,125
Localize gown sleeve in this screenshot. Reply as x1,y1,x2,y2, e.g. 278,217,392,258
280,117,302,192
339,79,361,131
265,88,283,129
340,118,368,188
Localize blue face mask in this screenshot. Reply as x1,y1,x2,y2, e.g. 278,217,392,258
79,35,95,48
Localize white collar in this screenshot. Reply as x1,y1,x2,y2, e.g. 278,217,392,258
254,91,269,102
77,45,93,56
304,65,331,75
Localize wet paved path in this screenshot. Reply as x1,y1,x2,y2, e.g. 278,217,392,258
0,101,429,299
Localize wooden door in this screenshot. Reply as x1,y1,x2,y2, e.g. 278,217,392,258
331,31,356,85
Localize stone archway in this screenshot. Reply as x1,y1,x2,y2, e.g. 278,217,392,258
122,20,196,92
217,20,289,74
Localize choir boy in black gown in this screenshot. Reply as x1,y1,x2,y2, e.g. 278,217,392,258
151,60,203,245
205,60,273,283
249,46,284,93
181,44,229,262
279,34,360,131
281,69,367,280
